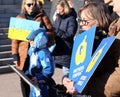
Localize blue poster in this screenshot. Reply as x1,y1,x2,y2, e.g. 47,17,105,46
69,26,96,82
74,36,115,93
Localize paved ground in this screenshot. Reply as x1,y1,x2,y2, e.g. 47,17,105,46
0,66,63,97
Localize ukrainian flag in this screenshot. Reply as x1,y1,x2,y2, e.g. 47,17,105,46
8,17,40,41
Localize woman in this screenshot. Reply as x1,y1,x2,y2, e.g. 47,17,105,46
52,0,78,76
63,2,113,97
104,0,120,96
11,0,55,96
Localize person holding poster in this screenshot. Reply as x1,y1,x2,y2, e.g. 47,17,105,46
11,0,55,97
62,2,114,97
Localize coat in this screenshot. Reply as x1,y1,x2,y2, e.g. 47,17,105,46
52,8,78,68
12,9,55,70
82,18,120,97
104,18,120,97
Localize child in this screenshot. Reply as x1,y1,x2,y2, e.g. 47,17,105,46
26,28,56,97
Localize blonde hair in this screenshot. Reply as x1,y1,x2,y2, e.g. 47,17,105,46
21,0,37,13
57,0,71,15
37,0,44,5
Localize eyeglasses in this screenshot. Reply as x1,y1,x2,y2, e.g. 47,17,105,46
26,3,34,7
78,18,92,25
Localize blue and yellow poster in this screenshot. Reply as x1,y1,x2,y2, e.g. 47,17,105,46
8,17,40,41
69,26,96,82
69,26,116,93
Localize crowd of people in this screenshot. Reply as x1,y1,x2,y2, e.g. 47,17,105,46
11,0,120,97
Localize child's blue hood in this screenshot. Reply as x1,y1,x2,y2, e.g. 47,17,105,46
27,28,48,48
27,27,46,41
34,31,48,48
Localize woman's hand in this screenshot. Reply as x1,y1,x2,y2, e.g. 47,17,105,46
31,77,38,85
63,77,77,94
13,60,20,67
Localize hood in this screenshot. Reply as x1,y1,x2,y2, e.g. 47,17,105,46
27,28,48,49
34,31,48,49
27,27,46,40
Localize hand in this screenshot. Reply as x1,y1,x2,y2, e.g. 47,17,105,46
13,60,20,67
63,77,77,94
63,77,71,86
31,77,38,85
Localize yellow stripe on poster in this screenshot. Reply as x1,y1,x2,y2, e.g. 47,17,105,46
8,28,30,41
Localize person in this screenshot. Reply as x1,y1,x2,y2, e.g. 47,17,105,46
103,0,118,20
37,0,44,5
52,0,78,76
11,0,55,97
26,28,56,97
51,0,75,23
103,0,120,96
63,2,115,97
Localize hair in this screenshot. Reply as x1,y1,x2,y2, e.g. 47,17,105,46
37,0,44,5
84,0,104,5
78,2,112,31
57,0,71,15
21,0,37,13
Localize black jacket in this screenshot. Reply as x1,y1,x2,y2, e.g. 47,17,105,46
52,8,78,67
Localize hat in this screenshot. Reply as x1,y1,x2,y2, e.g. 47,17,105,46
34,31,48,48
27,27,46,41
37,0,44,5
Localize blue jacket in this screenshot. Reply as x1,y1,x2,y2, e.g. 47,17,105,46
27,31,55,82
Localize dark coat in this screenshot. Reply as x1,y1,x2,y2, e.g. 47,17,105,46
82,18,120,97
52,8,78,68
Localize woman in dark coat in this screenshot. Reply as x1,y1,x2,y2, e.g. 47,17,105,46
52,0,78,76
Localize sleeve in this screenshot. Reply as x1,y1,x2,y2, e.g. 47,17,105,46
35,50,54,81
11,15,26,61
57,17,78,40
12,39,20,61
42,14,54,31
42,14,56,47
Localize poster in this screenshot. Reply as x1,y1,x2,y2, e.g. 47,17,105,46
74,36,115,93
69,26,96,82
8,17,40,41
69,26,116,93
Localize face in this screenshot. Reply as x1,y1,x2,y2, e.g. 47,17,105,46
25,0,36,15
79,10,97,31
112,0,120,16
56,5,64,15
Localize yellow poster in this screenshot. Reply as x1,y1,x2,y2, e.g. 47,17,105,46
8,17,40,41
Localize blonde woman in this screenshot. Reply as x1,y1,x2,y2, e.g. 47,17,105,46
11,0,55,96
52,0,78,77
